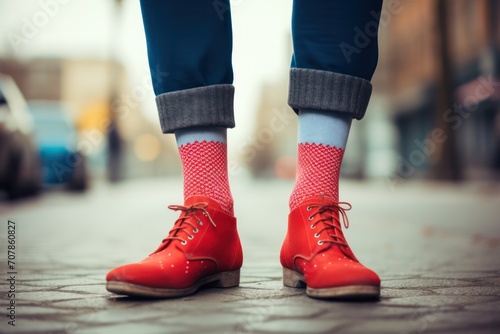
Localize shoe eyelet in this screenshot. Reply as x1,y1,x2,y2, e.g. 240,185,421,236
188,235,194,240
193,228,199,233
198,221,203,226
306,206,312,211
310,224,315,229
181,240,187,245
318,241,324,245
314,233,320,238
308,216,313,221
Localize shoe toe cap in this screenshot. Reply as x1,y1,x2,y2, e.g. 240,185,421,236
106,263,139,283
303,261,380,289
106,263,165,287
106,259,217,289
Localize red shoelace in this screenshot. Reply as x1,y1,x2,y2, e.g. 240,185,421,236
161,203,216,246
306,201,352,248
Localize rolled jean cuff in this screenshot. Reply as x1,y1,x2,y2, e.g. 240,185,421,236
288,68,372,120
155,84,235,133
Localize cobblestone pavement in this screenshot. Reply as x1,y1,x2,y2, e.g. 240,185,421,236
0,178,499,334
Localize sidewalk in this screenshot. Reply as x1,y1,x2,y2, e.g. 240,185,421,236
0,178,499,333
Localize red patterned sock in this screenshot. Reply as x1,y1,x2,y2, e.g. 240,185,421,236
178,141,233,215
289,143,345,211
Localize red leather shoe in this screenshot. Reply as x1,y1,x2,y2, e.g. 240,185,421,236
280,196,380,299
106,196,243,298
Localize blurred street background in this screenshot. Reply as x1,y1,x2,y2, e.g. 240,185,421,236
0,0,500,333
0,0,499,188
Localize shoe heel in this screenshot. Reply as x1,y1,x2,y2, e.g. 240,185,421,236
283,267,306,288
214,269,240,288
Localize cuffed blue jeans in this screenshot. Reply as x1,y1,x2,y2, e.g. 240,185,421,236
140,0,383,133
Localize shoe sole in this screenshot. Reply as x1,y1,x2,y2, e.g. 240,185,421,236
106,269,240,298
283,267,380,300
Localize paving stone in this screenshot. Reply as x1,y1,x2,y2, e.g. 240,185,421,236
51,297,118,309
420,271,500,279
231,301,325,318
181,288,251,303
0,319,69,333
72,323,177,334
432,286,500,296
382,278,473,289
18,276,104,287
476,277,500,286
314,304,433,320
340,318,433,334
10,284,55,293
0,179,498,333
380,288,434,298
247,317,341,334
223,286,303,300
16,306,74,316
156,312,249,329
15,291,99,302
59,284,109,295
423,310,500,332
439,330,500,334
382,295,498,307
240,278,277,285
242,280,284,290
73,308,165,324
463,300,500,312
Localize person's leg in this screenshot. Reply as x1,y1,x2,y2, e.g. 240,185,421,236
106,0,242,298
289,0,382,208
281,0,383,299
141,0,235,214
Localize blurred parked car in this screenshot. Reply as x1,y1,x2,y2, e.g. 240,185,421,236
28,101,89,191
0,74,41,199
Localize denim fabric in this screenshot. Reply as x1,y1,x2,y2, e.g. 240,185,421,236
289,0,382,120
140,0,383,132
291,0,383,80
140,0,233,95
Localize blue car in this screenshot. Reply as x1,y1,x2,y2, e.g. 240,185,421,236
29,101,89,191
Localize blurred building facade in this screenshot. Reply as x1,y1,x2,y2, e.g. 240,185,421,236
247,0,500,181
380,0,500,180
